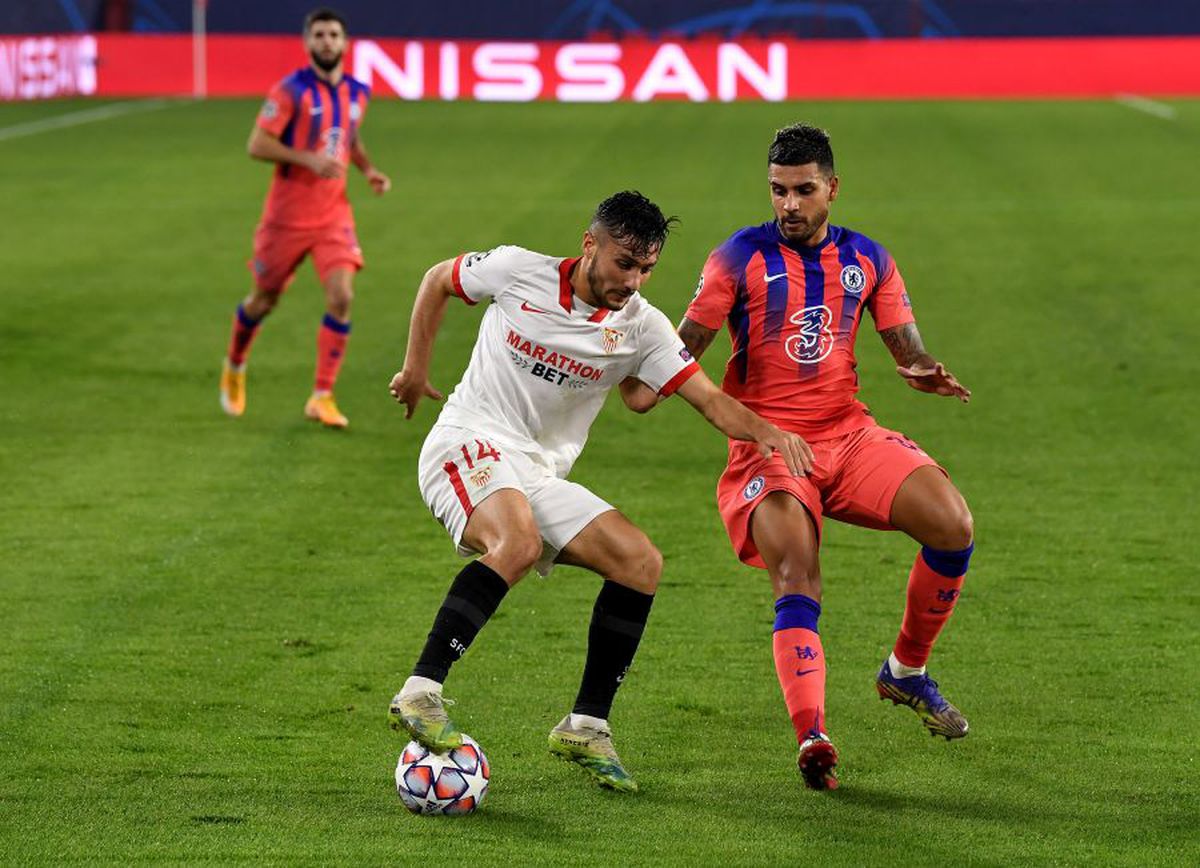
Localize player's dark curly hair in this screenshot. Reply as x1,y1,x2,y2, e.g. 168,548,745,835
590,191,679,258
768,123,835,176
304,7,347,33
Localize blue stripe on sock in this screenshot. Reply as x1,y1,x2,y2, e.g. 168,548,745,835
921,543,974,577
773,594,821,633
321,313,351,334
236,304,260,328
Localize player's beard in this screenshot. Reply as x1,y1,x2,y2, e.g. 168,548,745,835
310,49,343,73
586,258,627,311
779,206,829,246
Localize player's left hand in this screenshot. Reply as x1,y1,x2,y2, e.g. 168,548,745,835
367,168,391,195
896,362,971,402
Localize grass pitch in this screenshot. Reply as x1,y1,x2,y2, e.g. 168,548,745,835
1,96,1198,864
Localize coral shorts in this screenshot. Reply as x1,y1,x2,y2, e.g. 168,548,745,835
247,218,363,291
717,423,943,568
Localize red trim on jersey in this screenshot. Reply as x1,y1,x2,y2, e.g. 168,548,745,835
587,308,611,323
558,257,580,312
450,254,476,305
660,361,701,397
443,460,474,518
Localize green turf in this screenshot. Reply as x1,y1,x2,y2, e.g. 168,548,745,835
1,96,1197,864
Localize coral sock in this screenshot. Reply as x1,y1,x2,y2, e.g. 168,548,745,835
314,313,350,392
227,304,261,367
893,544,973,668
772,594,827,743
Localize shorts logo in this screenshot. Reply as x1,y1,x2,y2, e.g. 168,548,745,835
784,305,834,365
840,265,866,294
469,467,493,488
679,348,693,362
601,327,625,354
743,475,765,500
260,98,279,120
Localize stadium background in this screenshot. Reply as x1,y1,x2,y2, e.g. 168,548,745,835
1,0,1197,863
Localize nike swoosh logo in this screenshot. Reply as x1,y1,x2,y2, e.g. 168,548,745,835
927,607,953,614
520,301,550,314
795,668,819,677
765,272,787,283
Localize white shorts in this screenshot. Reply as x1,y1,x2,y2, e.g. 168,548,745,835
417,424,612,576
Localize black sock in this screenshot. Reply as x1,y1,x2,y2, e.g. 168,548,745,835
412,561,509,683
572,581,655,719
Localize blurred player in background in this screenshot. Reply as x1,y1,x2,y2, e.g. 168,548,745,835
387,191,813,793
627,124,974,790
219,7,391,428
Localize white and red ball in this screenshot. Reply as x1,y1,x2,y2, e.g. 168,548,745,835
395,734,490,816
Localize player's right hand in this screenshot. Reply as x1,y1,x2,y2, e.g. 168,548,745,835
306,153,345,179
389,369,444,419
756,425,814,477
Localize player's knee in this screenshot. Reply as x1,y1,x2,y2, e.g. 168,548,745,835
932,502,974,552
774,556,821,600
246,290,280,318
492,532,542,581
612,538,662,594
326,285,354,319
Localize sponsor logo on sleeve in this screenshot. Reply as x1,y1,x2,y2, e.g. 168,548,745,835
260,98,279,120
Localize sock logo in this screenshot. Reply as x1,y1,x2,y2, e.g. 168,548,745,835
794,645,820,661
936,588,960,603
450,638,467,657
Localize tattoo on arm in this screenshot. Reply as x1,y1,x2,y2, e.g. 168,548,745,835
679,318,718,361
880,323,934,367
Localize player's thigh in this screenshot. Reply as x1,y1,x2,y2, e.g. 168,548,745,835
554,509,661,593
717,439,826,571
750,492,823,601
249,222,309,292
417,427,538,556
889,465,973,551
823,426,942,531
312,221,364,288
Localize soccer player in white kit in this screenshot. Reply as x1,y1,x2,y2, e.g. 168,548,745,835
388,192,813,792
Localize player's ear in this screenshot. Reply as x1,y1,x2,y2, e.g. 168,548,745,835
828,174,840,201
581,229,597,258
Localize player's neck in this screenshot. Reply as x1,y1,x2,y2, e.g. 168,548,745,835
311,63,344,85
569,260,597,307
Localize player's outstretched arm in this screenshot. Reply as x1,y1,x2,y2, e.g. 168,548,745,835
350,136,391,195
881,323,971,403
675,370,813,476
389,260,454,419
246,127,343,178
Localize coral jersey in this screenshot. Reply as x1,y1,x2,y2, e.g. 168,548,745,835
255,67,371,229
685,221,915,441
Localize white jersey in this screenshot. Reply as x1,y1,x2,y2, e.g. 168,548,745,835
435,245,700,476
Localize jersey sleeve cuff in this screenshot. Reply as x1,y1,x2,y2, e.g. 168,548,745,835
658,361,701,397
874,311,916,332
682,308,726,332
451,253,477,306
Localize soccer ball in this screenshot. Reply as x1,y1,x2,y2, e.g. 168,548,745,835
394,734,490,816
